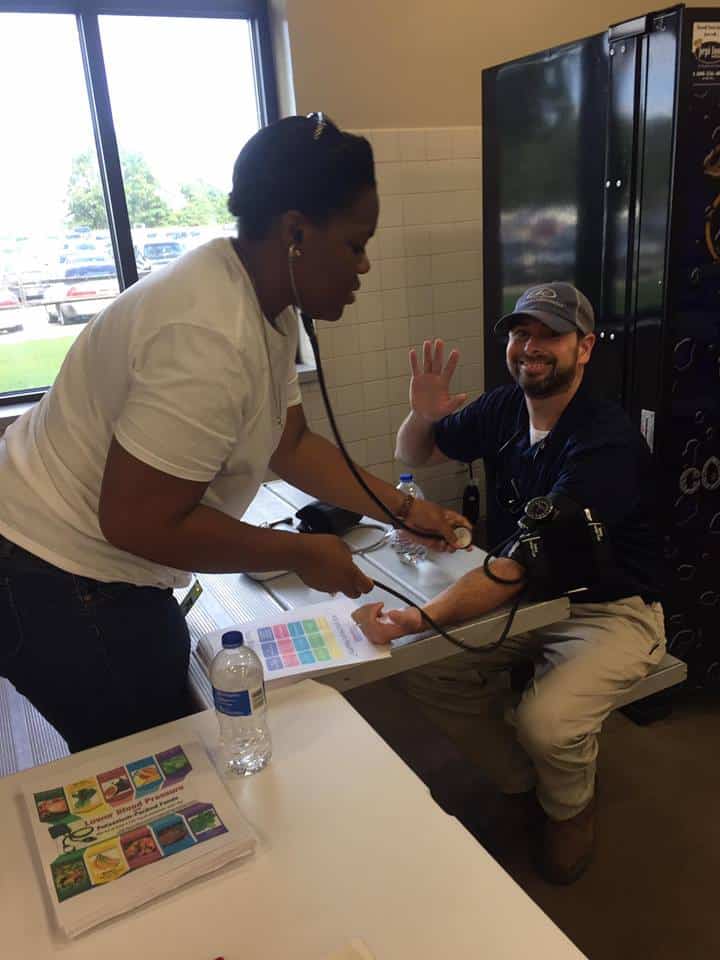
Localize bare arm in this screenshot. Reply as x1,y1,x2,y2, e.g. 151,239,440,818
422,557,525,625
270,405,468,546
98,437,373,597
352,557,526,645
395,339,466,467
395,410,448,466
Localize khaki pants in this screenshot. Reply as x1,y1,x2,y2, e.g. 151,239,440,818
397,596,666,821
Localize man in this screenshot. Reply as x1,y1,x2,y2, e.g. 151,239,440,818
353,282,666,884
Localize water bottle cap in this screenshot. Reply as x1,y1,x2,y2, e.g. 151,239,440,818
221,630,244,648
399,473,413,483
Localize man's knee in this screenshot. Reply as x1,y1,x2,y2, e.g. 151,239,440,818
515,694,577,759
396,654,498,711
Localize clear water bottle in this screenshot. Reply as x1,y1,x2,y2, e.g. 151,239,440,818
391,474,428,565
210,631,272,776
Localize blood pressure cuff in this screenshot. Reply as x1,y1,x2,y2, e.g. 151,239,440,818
503,494,615,598
295,500,362,536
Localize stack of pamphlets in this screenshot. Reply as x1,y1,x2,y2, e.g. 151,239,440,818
24,736,255,937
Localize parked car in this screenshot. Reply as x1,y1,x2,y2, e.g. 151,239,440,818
7,262,50,302
45,260,118,325
0,288,24,334
134,248,153,278
58,240,105,265
141,240,185,268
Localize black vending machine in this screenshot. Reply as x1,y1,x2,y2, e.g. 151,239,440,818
482,4,720,686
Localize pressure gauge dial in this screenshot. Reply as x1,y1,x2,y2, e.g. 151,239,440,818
524,496,555,523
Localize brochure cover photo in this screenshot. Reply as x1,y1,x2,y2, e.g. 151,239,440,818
24,736,256,937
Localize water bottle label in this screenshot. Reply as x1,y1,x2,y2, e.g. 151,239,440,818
212,685,265,717
250,685,266,711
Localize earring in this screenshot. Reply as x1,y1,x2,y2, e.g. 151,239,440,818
288,244,302,259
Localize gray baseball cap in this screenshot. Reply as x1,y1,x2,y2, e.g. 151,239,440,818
494,282,595,337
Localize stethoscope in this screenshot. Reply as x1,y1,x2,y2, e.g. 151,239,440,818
288,249,526,652
496,424,526,516
49,819,97,853
494,417,553,518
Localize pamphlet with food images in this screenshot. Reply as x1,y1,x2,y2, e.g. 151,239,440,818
24,736,256,938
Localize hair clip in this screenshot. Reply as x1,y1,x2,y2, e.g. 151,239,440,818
307,111,327,140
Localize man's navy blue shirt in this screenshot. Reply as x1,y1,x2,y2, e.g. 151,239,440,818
434,377,661,604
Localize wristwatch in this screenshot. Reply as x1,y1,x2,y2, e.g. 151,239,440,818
395,492,415,524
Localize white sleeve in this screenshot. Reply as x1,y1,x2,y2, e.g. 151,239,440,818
285,312,302,408
287,365,302,408
114,323,246,482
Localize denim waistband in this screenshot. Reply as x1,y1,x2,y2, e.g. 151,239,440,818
0,533,170,593
0,533,66,574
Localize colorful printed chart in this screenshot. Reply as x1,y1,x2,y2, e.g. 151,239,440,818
198,597,390,682
257,616,342,671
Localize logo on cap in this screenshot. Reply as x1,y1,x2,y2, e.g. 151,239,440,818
525,287,559,303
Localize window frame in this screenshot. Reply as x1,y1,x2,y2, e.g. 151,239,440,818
0,0,279,405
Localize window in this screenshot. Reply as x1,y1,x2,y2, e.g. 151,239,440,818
0,1,277,403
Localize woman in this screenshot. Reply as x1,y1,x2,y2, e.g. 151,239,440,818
0,114,468,752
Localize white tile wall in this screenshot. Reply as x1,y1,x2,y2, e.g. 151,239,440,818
301,126,485,512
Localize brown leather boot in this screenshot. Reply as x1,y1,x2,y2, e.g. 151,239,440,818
473,789,543,857
539,798,595,884
503,789,544,834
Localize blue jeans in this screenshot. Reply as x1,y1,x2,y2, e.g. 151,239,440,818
0,534,193,753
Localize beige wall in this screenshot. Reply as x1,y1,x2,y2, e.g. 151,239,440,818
281,0,720,128
300,125,484,507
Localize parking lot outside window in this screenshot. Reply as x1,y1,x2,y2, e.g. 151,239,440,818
0,2,277,404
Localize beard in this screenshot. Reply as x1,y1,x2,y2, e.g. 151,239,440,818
508,352,578,398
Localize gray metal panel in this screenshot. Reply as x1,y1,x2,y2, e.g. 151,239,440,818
242,483,300,525
613,653,687,708
0,679,68,777
184,600,221,647
200,572,282,623
266,479,316,510
188,654,214,711
0,680,20,776
363,541,484,603
263,553,427,611
24,697,69,768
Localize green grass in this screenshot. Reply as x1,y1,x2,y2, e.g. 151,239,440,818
0,336,76,394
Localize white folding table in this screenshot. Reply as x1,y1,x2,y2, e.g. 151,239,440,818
0,680,587,959
184,481,571,705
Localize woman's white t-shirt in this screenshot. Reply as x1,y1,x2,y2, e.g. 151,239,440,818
0,239,301,588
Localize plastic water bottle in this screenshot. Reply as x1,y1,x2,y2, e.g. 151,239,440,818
391,474,428,565
210,631,272,776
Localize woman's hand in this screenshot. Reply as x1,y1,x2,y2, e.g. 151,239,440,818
402,498,472,552
409,339,468,423
293,534,374,599
352,602,424,645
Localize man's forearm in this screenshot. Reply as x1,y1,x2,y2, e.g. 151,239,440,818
421,557,526,627
395,411,437,466
271,428,406,521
